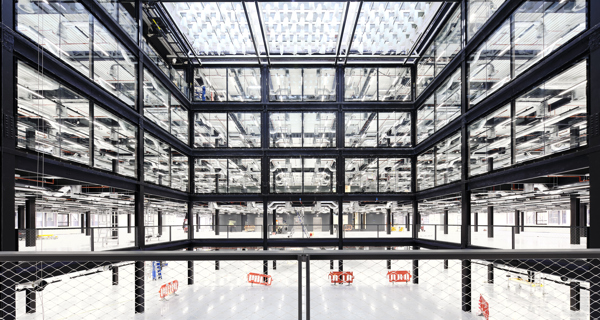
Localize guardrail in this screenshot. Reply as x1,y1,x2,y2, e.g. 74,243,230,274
1,249,599,319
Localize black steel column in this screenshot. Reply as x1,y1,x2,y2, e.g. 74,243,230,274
112,266,119,285
386,208,391,234
25,289,35,314
473,212,478,232
112,208,118,238
444,260,448,269
196,213,200,232
127,214,132,234
571,282,581,311
514,210,520,235
81,213,85,234
17,206,24,230
241,213,245,231
571,195,581,245
86,211,91,237
462,259,471,312
520,211,524,232
581,204,588,238
487,206,494,238
412,201,419,239
329,208,334,235
443,209,449,234
25,198,36,247
214,209,219,235
487,264,494,283
135,261,144,313
188,259,194,285
405,213,410,231
157,208,163,236
412,246,419,284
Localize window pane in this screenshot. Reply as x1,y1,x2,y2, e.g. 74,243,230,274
514,1,586,78
143,69,170,132
270,68,302,101
344,158,378,193
417,96,435,144
228,113,261,148
93,105,137,178
435,68,462,130
270,112,302,148
17,62,90,165
194,113,227,148
144,133,170,187
515,60,587,163
271,158,303,193
417,45,435,97
195,159,228,193
303,68,336,102
435,8,462,75
468,104,512,176
378,112,411,147
227,68,261,102
170,97,189,143
435,132,461,186
378,68,411,101
303,158,336,193
171,149,188,192
171,68,188,98
344,112,377,148
97,0,137,41
303,112,337,148
227,159,261,193
344,68,377,101
194,68,227,101
417,149,435,191
468,20,510,106
378,158,411,193
467,0,507,41
93,19,137,107
17,1,92,82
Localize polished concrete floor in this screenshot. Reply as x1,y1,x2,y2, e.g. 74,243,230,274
13,256,590,319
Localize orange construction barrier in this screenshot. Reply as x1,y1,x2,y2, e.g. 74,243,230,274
329,271,354,284
247,273,273,286
479,295,490,320
387,270,411,283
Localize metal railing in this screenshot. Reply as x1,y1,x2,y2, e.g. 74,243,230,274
1,249,600,319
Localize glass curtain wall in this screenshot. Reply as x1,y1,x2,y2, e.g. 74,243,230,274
194,113,261,148
417,131,461,191
194,68,261,102
269,68,336,102
468,0,587,107
16,61,138,179
270,158,336,193
144,132,171,187
270,112,337,148
195,159,261,194
416,7,461,97
467,0,507,41
143,69,189,143
344,158,411,193
344,112,411,148
345,67,411,101
468,104,511,176
96,0,137,40
416,68,462,144
16,0,138,108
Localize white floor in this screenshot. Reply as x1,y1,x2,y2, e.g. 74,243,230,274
13,258,591,319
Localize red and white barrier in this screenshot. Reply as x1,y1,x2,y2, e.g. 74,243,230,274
159,280,179,300
387,270,411,283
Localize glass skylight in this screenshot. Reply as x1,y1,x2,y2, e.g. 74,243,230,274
164,1,445,63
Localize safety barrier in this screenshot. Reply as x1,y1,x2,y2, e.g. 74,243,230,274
387,270,411,283
329,271,354,284
159,280,179,299
247,272,273,286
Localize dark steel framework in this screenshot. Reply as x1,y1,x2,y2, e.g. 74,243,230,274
0,0,598,253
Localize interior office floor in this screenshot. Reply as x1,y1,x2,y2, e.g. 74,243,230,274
13,255,590,319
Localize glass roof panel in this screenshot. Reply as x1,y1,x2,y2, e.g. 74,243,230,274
165,2,256,57
259,2,345,56
349,2,441,56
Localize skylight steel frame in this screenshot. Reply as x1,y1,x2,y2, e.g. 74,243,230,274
157,1,458,65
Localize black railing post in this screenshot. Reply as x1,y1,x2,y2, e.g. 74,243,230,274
135,261,144,313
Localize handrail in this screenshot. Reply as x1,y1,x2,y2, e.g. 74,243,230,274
0,249,599,262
